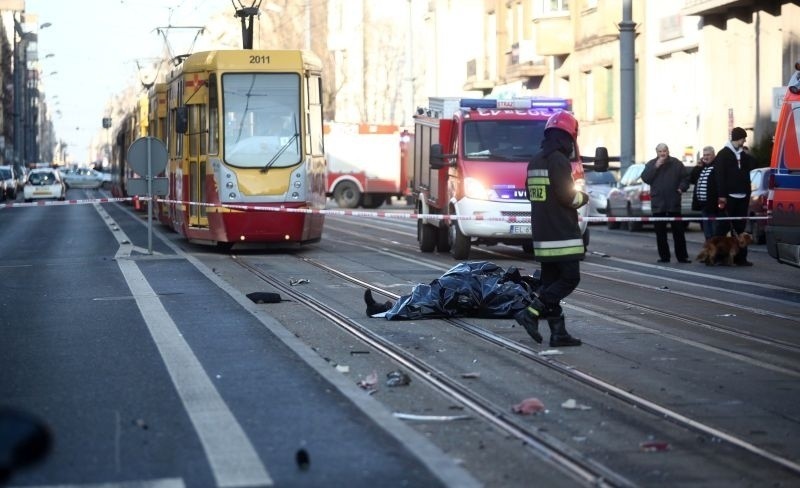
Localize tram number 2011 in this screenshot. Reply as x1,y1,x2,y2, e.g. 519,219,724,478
249,55,270,64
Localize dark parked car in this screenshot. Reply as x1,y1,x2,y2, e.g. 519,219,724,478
747,167,770,244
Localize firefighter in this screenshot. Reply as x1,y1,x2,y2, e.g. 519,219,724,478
514,111,589,347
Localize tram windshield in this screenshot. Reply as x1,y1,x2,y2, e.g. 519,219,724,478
222,73,301,168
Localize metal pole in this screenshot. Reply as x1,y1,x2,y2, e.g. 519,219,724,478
147,138,153,254
619,0,636,172
405,0,414,127
13,15,24,166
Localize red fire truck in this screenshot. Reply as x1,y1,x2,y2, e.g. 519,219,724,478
766,60,800,267
409,97,608,259
325,123,410,208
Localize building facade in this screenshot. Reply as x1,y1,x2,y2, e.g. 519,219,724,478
461,0,800,164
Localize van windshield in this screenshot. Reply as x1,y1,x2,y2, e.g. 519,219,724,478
463,120,550,161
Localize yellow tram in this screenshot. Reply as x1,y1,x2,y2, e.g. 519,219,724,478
159,49,326,247
110,94,149,199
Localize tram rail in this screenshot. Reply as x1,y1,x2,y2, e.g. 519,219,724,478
282,254,800,480
232,254,633,488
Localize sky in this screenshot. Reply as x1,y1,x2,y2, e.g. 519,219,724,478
24,0,232,162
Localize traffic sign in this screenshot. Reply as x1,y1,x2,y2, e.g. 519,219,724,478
127,137,168,176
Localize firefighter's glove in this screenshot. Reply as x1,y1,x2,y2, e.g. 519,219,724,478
514,306,543,344
571,190,589,209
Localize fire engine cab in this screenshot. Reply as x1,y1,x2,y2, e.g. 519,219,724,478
408,97,608,259
766,60,800,267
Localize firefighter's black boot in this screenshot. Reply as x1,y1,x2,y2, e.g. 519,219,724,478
513,297,545,344
547,314,582,347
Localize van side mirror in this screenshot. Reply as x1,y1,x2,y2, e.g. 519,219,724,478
593,147,609,172
430,143,455,169
175,106,188,134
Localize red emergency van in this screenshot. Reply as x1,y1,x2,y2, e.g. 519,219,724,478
766,61,800,267
409,97,608,259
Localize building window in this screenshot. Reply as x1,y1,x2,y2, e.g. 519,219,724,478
583,70,594,121
602,65,613,119
534,0,569,15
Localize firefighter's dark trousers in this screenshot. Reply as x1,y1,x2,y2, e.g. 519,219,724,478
539,260,580,312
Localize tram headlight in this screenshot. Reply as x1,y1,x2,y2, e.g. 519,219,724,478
293,180,302,188
229,192,237,199
291,192,300,199
226,181,234,189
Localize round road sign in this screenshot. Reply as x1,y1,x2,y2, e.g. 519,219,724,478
127,137,168,175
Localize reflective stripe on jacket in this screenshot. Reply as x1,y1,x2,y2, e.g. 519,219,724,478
526,150,585,262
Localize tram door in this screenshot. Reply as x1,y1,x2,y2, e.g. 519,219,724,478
187,104,208,228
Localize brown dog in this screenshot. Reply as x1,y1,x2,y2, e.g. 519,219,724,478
696,233,754,266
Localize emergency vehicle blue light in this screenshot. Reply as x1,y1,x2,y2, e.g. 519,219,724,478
460,99,498,109
460,98,571,110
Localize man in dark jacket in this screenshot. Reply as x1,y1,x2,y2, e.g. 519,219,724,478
516,111,589,347
641,143,691,263
690,145,718,241
714,126,755,266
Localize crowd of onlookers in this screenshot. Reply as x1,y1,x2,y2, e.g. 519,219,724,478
641,127,757,266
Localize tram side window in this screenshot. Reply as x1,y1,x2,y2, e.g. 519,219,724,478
189,105,199,156
175,83,184,157
307,75,324,156
200,105,207,155
208,74,219,155
171,107,184,157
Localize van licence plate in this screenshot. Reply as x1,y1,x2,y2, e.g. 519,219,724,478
510,225,531,235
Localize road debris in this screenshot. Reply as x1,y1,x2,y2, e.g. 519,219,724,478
393,412,472,421
561,398,592,410
386,370,411,387
357,371,378,391
538,349,564,356
289,278,310,286
512,398,545,415
639,440,671,452
246,292,282,304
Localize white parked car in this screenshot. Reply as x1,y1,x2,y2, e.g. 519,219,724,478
584,169,619,219
61,167,105,189
23,168,66,202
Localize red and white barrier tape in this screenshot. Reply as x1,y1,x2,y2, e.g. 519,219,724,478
1,197,132,209
2,195,769,223
153,198,769,223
